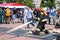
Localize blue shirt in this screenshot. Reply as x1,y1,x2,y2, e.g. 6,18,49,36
27,10,33,18
51,9,56,16
46,7,50,12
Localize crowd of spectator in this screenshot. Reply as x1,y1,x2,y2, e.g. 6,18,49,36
46,6,60,25
0,7,24,24
0,6,60,27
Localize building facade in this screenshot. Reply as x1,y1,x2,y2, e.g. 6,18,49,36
55,0,60,10
33,0,42,8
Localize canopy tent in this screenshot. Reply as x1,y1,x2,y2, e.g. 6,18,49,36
0,3,26,8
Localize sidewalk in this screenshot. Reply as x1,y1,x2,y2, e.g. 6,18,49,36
0,23,40,40
0,23,60,40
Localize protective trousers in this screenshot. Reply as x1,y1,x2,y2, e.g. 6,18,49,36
33,21,46,35
37,21,46,32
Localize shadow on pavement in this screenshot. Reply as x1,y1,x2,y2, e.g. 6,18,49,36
9,29,29,36
0,27,11,33
0,27,29,40
0,27,29,36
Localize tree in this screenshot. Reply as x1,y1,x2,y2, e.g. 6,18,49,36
41,0,56,7
19,0,35,8
0,0,3,3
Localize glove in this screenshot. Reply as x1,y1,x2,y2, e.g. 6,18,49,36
38,17,40,21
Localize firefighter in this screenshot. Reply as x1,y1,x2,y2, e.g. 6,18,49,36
29,8,48,35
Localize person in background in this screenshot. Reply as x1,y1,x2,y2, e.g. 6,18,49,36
2,8,6,23
50,7,56,25
27,8,34,28
55,9,60,27
17,9,20,23
10,9,13,24
20,10,23,22
46,6,51,24
0,7,4,24
23,7,28,24
5,7,11,24
12,7,17,24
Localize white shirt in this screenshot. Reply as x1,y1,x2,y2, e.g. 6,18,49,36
24,9,28,15
24,9,28,23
